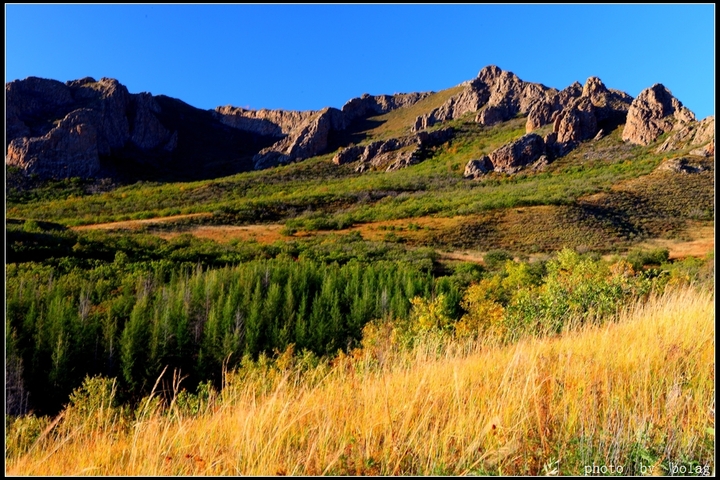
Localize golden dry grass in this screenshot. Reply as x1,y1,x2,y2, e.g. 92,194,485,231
6,286,714,476
71,213,212,231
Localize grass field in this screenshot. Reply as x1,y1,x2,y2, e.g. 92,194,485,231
6,285,714,476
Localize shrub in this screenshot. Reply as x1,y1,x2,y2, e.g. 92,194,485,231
483,249,513,270
626,248,670,271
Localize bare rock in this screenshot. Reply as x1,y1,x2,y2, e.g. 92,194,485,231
213,106,316,136
463,156,493,179
333,144,366,165
129,93,175,151
337,127,454,171
489,133,546,174
554,97,598,144
655,115,714,154
477,103,511,126
6,77,76,143
551,77,632,151
557,81,583,108
526,100,554,133
622,84,696,145
413,76,491,131
6,108,102,178
69,77,131,154
656,157,707,174
413,65,558,132
689,141,714,157
531,155,550,171
691,115,715,145
582,76,608,98
253,108,347,169
6,76,138,179
341,92,431,122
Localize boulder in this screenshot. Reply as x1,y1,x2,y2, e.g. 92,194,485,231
622,84,696,145
489,133,546,173
656,157,707,174
463,156,493,179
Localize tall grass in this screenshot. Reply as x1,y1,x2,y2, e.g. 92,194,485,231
6,286,714,475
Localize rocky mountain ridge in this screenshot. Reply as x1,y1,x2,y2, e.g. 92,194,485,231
5,67,714,182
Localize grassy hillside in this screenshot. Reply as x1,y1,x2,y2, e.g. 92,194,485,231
6,286,714,476
7,117,713,258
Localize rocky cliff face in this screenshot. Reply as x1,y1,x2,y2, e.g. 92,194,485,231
621,84,695,145
551,77,633,152
6,67,710,183
5,76,282,181
252,107,348,170
332,127,454,172
6,77,180,179
342,92,432,122
412,66,561,132
213,106,317,137
655,115,714,157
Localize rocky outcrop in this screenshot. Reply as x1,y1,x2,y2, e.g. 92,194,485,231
525,82,584,133
214,106,316,137
412,76,491,131
550,77,633,152
6,76,181,179
128,93,176,151
656,157,707,174
656,115,715,155
5,77,76,142
223,93,432,170
463,156,493,178
489,133,546,173
463,133,547,178
525,100,555,132
6,73,442,179
554,97,598,144
622,84,696,145
341,92,431,122
333,127,454,172
413,66,560,132
252,108,347,170
7,108,102,178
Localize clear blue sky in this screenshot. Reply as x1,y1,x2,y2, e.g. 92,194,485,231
5,4,716,119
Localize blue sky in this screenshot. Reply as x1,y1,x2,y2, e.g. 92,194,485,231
5,4,715,119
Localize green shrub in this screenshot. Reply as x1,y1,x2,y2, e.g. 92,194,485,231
483,249,513,270
626,248,670,271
